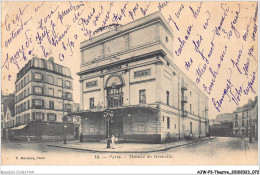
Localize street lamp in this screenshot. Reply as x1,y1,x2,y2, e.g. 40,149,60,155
64,124,67,144
104,110,113,137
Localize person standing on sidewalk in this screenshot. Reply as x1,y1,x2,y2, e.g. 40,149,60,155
111,135,115,149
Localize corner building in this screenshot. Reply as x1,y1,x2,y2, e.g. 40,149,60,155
78,12,209,143
13,57,74,140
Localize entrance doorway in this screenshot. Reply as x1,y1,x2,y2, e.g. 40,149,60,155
106,115,123,138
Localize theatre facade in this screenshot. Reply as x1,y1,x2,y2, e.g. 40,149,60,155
76,12,209,143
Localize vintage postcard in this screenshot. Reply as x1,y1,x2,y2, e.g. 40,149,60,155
1,1,258,168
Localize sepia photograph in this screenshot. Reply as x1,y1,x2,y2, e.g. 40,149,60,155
0,1,259,173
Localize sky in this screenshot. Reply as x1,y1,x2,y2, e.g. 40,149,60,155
1,1,258,119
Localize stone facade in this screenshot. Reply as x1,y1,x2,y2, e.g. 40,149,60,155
10,57,75,140
77,12,209,143
232,96,258,138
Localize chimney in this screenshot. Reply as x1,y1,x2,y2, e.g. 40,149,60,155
48,57,54,63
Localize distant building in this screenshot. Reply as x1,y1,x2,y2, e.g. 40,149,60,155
210,122,233,137
1,93,15,139
11,57,75,141
215,113,233,123
76,12,209,143
232,96,258,138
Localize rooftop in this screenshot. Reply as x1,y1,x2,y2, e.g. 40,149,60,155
16,57,72,83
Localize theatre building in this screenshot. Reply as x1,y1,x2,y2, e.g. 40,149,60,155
77,12,209,143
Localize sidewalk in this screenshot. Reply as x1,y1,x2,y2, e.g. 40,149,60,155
47,137,213,153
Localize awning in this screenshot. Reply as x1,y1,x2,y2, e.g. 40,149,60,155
10,124,27,130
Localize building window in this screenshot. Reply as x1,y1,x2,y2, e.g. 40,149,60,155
139,90,146,104
32,99,44,108
21,80,23,87
33,86,44,95
174,124,176,129
235,121,238,127
24,77,26,85
65,104,72,112
107,87,123,108
34,73,43,82
48,75,54,84
65,80,71,88
65,92,72,100
138,123,145,132
47,113,56,122
49,101,54,110
58,90,63,98
89,125,95,133
28,100,30,109
134,69,151,78
166,36,168,43
190,122,192,133
166,91,169,105
57,102,63,110
90,98,94,109
190,104,192,113
58,78,62,86
167,117,170,129
247,120,249,126
48,88,54,96
190,91,192,96
86,80,97,88
242,120,245,127
32,113,44,121
247,112,248,118
235,114,238,119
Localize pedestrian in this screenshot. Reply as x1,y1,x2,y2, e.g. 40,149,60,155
111,135,115,149
106,136,111,148
79,133,83,143
115,135,118,144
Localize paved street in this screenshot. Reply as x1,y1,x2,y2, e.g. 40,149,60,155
1,137,258,165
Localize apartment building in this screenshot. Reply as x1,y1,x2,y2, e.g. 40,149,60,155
12,57,74,140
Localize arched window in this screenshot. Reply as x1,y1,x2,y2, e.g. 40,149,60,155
105,75,124,108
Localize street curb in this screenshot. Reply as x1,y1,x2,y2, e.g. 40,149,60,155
47,138,214,153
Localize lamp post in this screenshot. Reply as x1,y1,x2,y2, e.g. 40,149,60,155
64,124,67,144
104,110,113,137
